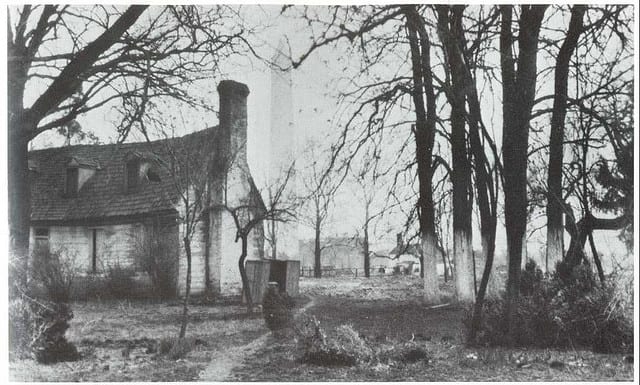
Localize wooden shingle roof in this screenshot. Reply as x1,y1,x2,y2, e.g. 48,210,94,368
29,126,223,223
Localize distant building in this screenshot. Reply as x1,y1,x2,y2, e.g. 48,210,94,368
386,233,422,275
298,236,360,270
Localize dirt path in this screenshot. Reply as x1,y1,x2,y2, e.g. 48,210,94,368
198,298,316,381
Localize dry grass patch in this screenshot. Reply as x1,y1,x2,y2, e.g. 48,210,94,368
9,298,267,382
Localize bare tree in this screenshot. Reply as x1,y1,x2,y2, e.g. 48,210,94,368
545,5,586,272
560,83,633,278
264,161,298,260
299,141,340,278
146,111,233,338
349,154,401,278
427,4,502,340
435,5,475,304
221,165,297,310
403,5,441,301
283,4,446,301
499,4,548,343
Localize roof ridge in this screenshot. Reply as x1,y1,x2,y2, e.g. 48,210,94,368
28,125,218,154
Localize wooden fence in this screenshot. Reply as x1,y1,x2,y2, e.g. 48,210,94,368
299,266,388,278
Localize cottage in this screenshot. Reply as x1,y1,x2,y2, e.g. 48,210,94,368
28,80,265,297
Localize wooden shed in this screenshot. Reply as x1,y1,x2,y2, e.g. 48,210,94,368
269,260,300,296
245,259,300,303
245,260,271,303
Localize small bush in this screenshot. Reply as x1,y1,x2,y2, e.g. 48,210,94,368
470,260,634,353
30,247,77,303
519,259,545,297
374,341,431,365
105,263,137,299
132,224,178,299
73,274,107,301
158,337,194,360
296,316,372,366
263,284,294,331
400,345,430,363
9,294,79,364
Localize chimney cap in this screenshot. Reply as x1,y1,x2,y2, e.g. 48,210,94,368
218,80,250,97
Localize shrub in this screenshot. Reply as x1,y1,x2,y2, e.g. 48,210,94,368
470,260,634,353
105,263,137,299
519,259,545,297
263,284,294,331
73,274,108,301
549,266,633,353
30,247,77,303
132,224,178,299
9,294,79,363
158,337,194,360
374,341,431,364
296,316,372,366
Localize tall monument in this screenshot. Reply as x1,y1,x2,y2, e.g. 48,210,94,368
268,40,300,260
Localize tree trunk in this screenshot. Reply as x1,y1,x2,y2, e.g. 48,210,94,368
313,222,322,278
270,219,277,259
179,237,192,338
441,251,447,282
469,232,496,342
588,232,605,283
8,117,33,291
563,213,627,276
436,4,475,305
203,213,211,292
405,6,440,303
500,5,547,344
363,221,370,278
422,232,440,302
467,117,499,342
7,5,148,293
238,234,252,311
546,5,586,272
435,4,501,342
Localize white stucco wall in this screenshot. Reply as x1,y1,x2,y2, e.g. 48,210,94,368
29,223,142,274
177,217,208,296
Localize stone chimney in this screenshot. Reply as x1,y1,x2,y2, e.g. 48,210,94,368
217,80,250,167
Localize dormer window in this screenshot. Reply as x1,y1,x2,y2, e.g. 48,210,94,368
65,157,99,197
66,167,79,196
141,162,161,182
125,153,161,193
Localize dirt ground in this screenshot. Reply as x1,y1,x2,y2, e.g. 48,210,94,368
231,275,635,382
9,298,269,382
9,275,635,382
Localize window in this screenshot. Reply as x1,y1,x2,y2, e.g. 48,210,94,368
66,167,79,196
34,228,50,253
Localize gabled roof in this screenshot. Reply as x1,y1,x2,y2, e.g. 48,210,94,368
389,243,421,257
29,126,231,223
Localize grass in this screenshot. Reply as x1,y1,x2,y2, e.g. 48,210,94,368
9,275,634,382
9,298,268,382
229,275,635,381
